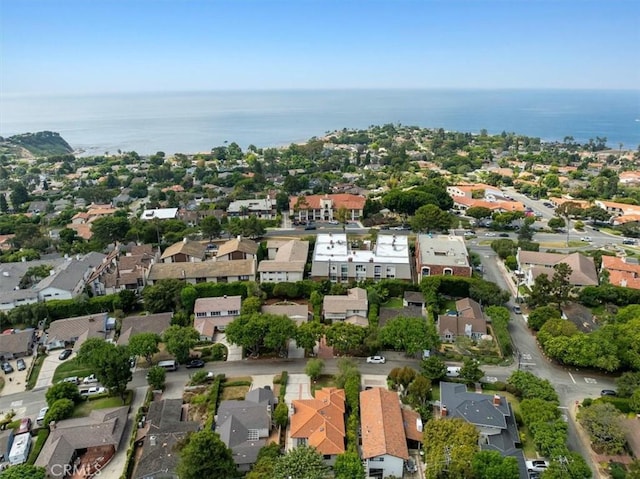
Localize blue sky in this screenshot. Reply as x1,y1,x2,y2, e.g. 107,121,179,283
1,0,638,94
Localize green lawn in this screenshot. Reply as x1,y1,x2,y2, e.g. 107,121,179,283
52,357,93,384
26,354,47,390
311,374,336,395
381,297,403,309
442,300,457,314
72,390,132,417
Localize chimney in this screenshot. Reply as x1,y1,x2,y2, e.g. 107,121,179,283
440,406,447,417
183,237,188,244
237,235,242,241
493,394,501,406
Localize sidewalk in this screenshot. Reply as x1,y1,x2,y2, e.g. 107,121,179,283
569,401,603,479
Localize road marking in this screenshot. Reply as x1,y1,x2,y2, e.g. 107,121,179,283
520,363,536,367
521,353,532,360
584,377,597,384
10,400,22,408
568,372,576,384
485,376,498,383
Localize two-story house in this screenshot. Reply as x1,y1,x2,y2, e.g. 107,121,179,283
415,235,472,281
258,239,309,283
193,296,242,339
161,238,206,263
289,194,365,222
438,297,487,342
322,287,368,326
516,250,598,288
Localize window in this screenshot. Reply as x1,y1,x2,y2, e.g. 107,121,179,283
196,312,206,318
421,267,430,277
228,310,239,315
340,264,348,281
211,311,221,316
329,264,337,282
443,268,453,275
195,277,206,283
355,264,366,279
386,266,395,278
374,265,381,280
239,275,250,281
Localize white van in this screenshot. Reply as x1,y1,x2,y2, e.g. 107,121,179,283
8,433,31,465
157,359,178,371
446,366,461,378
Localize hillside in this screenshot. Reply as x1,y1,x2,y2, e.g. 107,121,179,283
0,131,74,157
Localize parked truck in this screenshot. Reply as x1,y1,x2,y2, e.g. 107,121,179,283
8,433,31,465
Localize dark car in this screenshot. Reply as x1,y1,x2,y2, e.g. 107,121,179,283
185,359,205,369
498,233,510,237
1,362,13,374
601,389,617,397
58,349,72,360
16,358,26,371
304,225,316,230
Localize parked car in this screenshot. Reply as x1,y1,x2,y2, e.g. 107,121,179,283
484,232,496,237
526,460,549,472
16,418,32,435
83,374,98,384
185,359,205,369
16,358,26,371
304,225,316,230
446,366,461,377
580,236,592,242
58,349,72,360
62,376,79,385
513,305,522,314
622,239,636,245
328,220,339,225
1,362,14,374
405,458,418,473
601,389,617,397
36,407,49,425
366,356,386,364
498,233,510,237
80,387,106,397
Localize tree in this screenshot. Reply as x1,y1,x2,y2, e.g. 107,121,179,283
334,450,366,479
263,315,297,358
471,450,519,479
325,322,366,354
459,357,484,384
466,206,493,220
247,443,282,479
116,289,139,313
200,215,222,239
176,430,237,479
295,321,325,352
527,305,562,331
143,279,185,313
407,375,432,408
629,389,640,413
577,402,626,454
305,358,325,381
226,314,268,357
273,445,330,479
77,339,132,402
410,204,452,233
44,398,75,425
423,417,478,479
91,216,131,246
45,381,82,406
146,365,166,390
128,332,161,365
542,453,592,479
615,371,640,398
379,316,439,355
387,366,418,392
0,464,46,479
420,356,447,381
10,182,29,209
547,217,565,231
163,325,199,364
274,401,289,428
0,194,8,213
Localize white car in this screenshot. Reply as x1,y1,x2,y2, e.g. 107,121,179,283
366,356,386,364
581,237,592,242
328,220,339,225
484,232,496,237
526,460,549,472
80,387,106,396
83,374,98,384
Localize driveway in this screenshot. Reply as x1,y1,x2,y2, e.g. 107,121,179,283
33,351,71,390
213,333,243,361
0,354,35,397
284,373,312,403
251,374,274,390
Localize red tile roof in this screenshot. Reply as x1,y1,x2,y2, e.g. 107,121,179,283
289,194,366,211
290,388,346,455
360,388,409,460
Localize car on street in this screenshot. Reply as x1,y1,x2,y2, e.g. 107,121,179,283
601,389,617,397
526,460,549,473
513,305,522,314
405,458,418,473
36,407,49,425
328,220,339,225
498,233,510,237
622,238,636,245
304,225,317,230
16,358,26,371
580,236,592,242
58,349,72,360
484,232,496,237
1,362,14,374
366,356,386,364
185,359,205,369
16,418,32,435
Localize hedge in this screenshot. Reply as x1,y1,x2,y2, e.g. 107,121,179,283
594,396,632,414
485,306,513,357
27,429,50,464
205,374,225,429
278,371,288,403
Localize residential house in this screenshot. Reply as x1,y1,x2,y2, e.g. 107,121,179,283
227,197,277,219
89,244,158,295
193,296,242,338
146,260,255,285
0,330,36,360
311,233,411,282
289,194,366,222
0,235,14,251
258,239,309,283
117,312,173,346
139,208,179,221
403,291,425,309
45,313,116,352
0,258,68,312
289,388,346,465
35,407,129,478
27,200,48,214
37,252,106,301
446,183,508,201
161,238,206,263
322,288,368,326
415,235,472,281
595,200,640,218
112,188,132,205
216,387,275,472
517,250,598,287
451,196,525,214
601,256,640,289
438,298,487,342
67,204,117,240
360,387,421,479
133,399,199,479
619,171,640,186
215,236,258,262
439,382,527,478
261,304,310,324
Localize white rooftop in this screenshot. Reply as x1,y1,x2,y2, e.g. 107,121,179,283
313,233,409,264
140,208,179,220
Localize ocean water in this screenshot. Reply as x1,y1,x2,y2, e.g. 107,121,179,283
1,89,638,156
